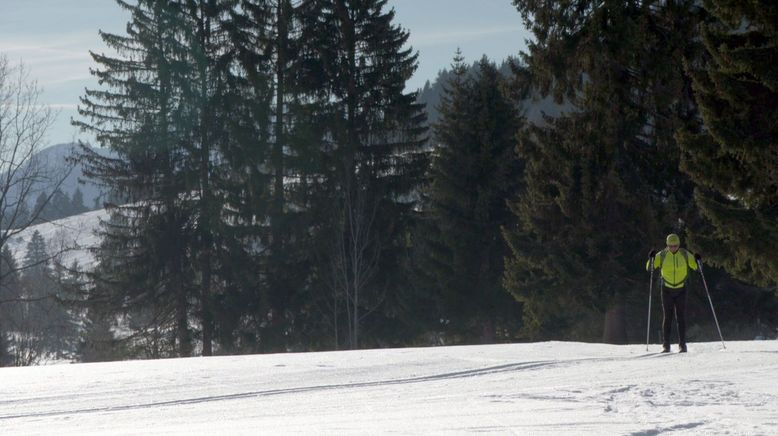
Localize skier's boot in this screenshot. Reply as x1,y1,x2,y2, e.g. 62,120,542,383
679,343,687,353
661,344,671,353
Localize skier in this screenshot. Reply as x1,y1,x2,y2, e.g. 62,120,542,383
646,233,701,353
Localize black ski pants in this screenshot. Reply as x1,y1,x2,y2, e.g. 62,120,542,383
661,287,687,348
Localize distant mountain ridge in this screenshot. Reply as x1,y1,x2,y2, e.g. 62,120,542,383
36,143,111,209
416,57,572,132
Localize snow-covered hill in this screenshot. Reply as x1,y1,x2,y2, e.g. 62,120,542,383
6,208,107,270
3,143,111,211
35,143,109,208
1,341,777,435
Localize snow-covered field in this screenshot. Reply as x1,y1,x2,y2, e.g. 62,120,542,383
2,341,777,435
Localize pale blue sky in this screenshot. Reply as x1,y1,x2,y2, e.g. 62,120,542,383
0,0,531,144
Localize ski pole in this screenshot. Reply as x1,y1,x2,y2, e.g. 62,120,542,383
697,259,726,350
646,255,655,352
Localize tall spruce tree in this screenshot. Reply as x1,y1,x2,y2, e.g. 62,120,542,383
76,265,124,363
0,322,8,366
31,192,50,224
0,246,20,366
505,0,702,341
677,0,778,287
49,189,73,220
173,0,237,357
79,0,295,357
71,188,88,215
421,54,524,343
15,231,54,364
298,0,428,348
223,0,316,352
75,0,198,357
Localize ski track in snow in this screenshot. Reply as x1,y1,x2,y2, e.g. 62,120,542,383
1,341,777,435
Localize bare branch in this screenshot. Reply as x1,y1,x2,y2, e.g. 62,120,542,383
0,54,72,281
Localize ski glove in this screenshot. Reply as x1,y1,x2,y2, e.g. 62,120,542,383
648,250,657,258
694,253,702,260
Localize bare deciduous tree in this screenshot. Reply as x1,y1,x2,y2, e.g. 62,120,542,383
0,54,69,283
0,54,72,365
327,179,383,350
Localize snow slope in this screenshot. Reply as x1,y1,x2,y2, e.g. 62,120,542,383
5,208,107,270
2,341,777,435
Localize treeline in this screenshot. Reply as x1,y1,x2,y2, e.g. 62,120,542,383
416,58,515,128
72,0,778,358
31,188,92,223
502,0,777,342
0,188,91,230
69,0,430,360
0,232,80,365
2,0,775,365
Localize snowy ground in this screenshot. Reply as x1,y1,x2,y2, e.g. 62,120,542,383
1,341,777,435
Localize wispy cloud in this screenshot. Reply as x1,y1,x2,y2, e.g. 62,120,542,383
0,104,78,110
410,26,522,47
0,32,102,86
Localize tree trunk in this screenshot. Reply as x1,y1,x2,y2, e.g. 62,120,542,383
0,318,8,367
197,6,213,357
603,299,628,344
271,0,287,245
267,1,289,350
175,268,192,357
480,319,495,344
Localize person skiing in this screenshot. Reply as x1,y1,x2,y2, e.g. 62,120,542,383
646,233,701,353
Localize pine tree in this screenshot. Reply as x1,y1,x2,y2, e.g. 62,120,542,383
173,0,230,357
75,0,198,357
76,265,123,363
0,246,20,366
420,54,524,343
24,231,49,276
677,0,778,287
13,230,54,364
505,0,702,341
417,58,516,128
1,199,27,230
221,0,310,352
298,0,428,348
0,325,8,366
49,189,72,220
31,192,49,224
78,0,285,357
71,188,88,215
78,302,120,363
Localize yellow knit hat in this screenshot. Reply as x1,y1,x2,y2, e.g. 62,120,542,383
666,233,680,246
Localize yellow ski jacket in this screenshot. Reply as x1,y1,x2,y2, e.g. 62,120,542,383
646,248,699,289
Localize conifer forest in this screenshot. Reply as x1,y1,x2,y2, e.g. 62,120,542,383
0,0,775,364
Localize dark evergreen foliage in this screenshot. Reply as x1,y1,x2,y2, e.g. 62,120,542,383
219,0,312,353
417,58,515,128
75,0,200,357
0,246,20,366
71,188,88,215
678,0,778,287
297,0,428,349
505,0,703,341
24,189,90,224
3,231,77,363
77,279,123,363
418,54,524,343
32,0,773,362
74,0,432,355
